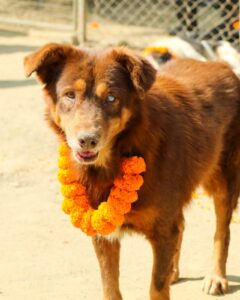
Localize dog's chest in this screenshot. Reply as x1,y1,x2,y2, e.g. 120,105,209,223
99,226,124,242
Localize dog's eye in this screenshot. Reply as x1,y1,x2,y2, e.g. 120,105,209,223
106,95,116,103
65,91,76,100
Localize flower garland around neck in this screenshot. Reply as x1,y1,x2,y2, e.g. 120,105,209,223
58,142,146,236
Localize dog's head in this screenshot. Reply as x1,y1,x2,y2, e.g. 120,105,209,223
24,43,156,167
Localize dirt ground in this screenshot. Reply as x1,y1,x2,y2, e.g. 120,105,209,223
0,30,240,300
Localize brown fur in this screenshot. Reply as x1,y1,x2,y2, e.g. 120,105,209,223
24,43,240,300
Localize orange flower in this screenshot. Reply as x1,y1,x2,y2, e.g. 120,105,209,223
98,202,124,226
58,142,146,236
58,169,78,184
91,210,116,235
108,196,131,215
233,20,239,30
121,156,146,174
59,142,70,156
110,187,138,203
62,196,89,215
58,156,72,169
114,174,144,191
79,210,96,236
62,198,76,214
73,195,89,210
61,183,85,198
97,223,116,235
70,208,86,227
91,210,106,231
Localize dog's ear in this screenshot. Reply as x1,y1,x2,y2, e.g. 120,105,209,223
24,43,75,84
112,48,157,95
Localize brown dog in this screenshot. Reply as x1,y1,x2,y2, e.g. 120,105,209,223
24,44,240,300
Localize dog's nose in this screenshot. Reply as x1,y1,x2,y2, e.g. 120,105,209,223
78,133,99,150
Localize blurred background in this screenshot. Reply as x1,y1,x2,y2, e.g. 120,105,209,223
0,0,238,46
0,1,239,50
0,0,239,72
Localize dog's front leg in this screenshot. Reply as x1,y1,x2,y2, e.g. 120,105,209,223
148,223,180,300
170,221,184,284
92,236,122,300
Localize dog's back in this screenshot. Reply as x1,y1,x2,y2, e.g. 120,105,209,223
158,58,240,121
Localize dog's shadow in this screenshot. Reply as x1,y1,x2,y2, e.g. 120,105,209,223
172,276,204,285
227,275,240,294
173,275,240,294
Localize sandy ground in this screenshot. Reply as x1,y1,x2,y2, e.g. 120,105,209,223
0,30,240,300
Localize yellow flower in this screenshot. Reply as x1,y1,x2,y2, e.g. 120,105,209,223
70,208,86,227
58,169,78,184
62,198,75,214
61,183,85,198
59,142,70,156
58,156,71,169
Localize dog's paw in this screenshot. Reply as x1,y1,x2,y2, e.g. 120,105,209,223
202,275,228,295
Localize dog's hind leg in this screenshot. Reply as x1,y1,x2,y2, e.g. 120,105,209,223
202,168,240,295
92,237,122,300
202,106,240,295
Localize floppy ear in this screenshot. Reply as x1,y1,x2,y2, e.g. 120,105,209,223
24,43,75,84
112,48,157,95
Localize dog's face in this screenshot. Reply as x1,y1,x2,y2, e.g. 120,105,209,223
24,44,156,167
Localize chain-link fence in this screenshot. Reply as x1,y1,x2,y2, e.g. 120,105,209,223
87,0,239,49
0,0,88,43
0,0,239,50
0,0,74,31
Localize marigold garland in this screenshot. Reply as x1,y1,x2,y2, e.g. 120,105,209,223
58,142,146,236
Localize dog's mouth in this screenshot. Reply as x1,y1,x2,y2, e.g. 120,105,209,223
75,151,99,164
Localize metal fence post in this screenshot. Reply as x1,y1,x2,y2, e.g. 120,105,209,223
73,0,87,45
